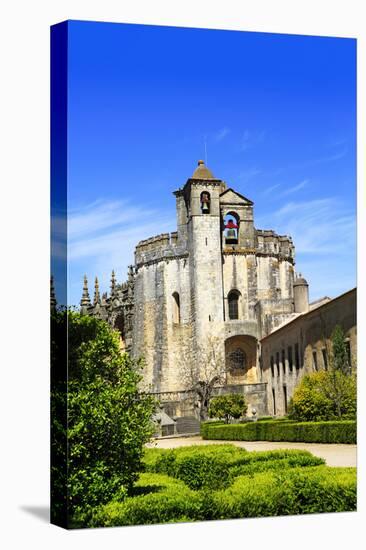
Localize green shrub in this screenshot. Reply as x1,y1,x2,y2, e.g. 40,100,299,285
87,473,202,527
202,420,356,443
200,420,224,437
52,311,156,525
288,371,356,421
143,446,326,488
88,466,356,526
208,394,247,423
213,467,356,519
144,444,249,489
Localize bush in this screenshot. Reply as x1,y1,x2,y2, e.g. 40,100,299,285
143,445,325,489
201,420,356,444
88,466,356,526
51,311,156,525
144,444,249,489
87,473,202,527
208,394,247,423
212,466,356,519
288,371,356,421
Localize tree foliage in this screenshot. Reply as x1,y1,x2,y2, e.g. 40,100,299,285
51,310,156,524
288,326,356,422
208,394,247,423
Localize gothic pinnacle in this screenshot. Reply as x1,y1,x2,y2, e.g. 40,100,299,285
110,269,116,296
94,276,101,305
80,274,91,308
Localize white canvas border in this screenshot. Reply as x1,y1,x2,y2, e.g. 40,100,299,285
0,1,364,548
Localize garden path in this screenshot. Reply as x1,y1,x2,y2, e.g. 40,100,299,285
148,436,357,467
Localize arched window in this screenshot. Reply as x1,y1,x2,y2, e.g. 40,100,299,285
228,290,240,320
228,348,246,372
224,212,239,243
200,191,210,214
172,292,180,324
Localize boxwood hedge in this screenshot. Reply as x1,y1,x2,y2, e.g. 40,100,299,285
143,445,324,489
87,466,356,527
201,420,356,444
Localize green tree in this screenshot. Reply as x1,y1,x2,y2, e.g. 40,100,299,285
331,325,351,374
208,394,247,423
51,311,156,526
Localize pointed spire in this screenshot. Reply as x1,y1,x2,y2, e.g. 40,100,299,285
110,269,116,297
50,275,57,311
80,275,91,310
93,276,101,305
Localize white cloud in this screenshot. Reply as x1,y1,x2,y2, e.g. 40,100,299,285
257,197,356,255
214,127,230,142
261,183,281,196
280,179,308,196
62,199,175,305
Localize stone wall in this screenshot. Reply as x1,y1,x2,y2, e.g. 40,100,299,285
260,288,356,416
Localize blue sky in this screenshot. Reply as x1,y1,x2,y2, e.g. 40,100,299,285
57,20,356,306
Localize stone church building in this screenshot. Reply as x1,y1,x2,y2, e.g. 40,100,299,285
80,160,356,427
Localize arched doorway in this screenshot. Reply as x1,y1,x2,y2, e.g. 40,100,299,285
225,335,258,384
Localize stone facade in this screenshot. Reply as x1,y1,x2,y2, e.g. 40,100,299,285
260,288,357,416
81,160,356,420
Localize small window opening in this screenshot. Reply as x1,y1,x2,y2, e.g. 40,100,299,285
322,348,328,370
288,346,293,372
228,290,240,320
172,292,180,324
312,349,318,371
276,352,280,376
270,356,275,377
295,343,300,370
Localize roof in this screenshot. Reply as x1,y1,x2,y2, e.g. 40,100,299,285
191,159,216,180
260,287,356,342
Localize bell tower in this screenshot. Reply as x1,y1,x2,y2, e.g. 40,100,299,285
182,160,226,344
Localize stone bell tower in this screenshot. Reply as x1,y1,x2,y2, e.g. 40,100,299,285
181,160,227,345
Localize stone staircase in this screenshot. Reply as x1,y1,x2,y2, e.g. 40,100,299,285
175,416,201,435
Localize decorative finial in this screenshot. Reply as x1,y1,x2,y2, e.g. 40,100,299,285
93,276,101,305
50,275,57,311
110,269,116,297
80,274,91,309
198,159,205,165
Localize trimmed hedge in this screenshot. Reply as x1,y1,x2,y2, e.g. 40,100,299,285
143,445,324,489
87,466,356,526
212,466,357,518
202,420,356,444
87,473,202,527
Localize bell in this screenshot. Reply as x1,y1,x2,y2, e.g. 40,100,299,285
202,202,209,213
226,228,236,239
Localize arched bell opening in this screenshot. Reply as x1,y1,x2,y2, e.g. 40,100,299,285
224,212,239,244
225,335,258,384
200,191,211,214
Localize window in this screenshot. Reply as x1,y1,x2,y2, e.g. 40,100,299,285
295,343,300,370
272,389,276,415
276,352,280,377
270,356,275,377
283,385,288,414
288,346,293,372
228,290,240,320
172,292,180,324
322,348,328,370
345,340,351,369
282,349,286,374
312,349,318,371
228,348,246,372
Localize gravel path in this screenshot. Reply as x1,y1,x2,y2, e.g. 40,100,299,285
148,436,357,467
